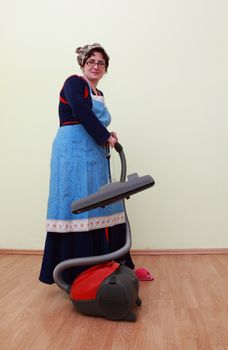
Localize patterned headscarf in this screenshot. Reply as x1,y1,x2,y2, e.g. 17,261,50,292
75,43,109,68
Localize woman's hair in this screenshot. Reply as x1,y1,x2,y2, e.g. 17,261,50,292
76,43,110,71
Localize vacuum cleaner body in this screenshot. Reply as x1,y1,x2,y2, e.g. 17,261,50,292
70,263,141,322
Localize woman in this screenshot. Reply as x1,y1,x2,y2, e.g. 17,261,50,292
39,43,152,285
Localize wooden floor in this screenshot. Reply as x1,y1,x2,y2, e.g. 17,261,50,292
0,254,228,350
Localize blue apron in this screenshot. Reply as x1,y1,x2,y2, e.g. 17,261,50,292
46,85,125,233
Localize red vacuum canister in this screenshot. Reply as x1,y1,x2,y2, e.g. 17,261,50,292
70,261,141,322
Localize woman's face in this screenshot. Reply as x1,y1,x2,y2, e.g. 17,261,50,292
83,51,106,83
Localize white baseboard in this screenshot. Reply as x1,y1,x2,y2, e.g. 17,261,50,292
0,248,228,256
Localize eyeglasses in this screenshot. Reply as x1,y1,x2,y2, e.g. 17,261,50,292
86,59,106,68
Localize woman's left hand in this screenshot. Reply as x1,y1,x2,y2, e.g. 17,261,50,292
107,135,117,148
111,131,118,141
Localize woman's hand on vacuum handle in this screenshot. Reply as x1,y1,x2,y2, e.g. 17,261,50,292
110,131,118,141
107,135,117,148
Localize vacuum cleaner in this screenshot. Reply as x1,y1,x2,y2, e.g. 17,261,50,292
53,143,155,322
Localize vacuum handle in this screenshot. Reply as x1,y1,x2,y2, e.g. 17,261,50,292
114,142,127,182
114,142,123,153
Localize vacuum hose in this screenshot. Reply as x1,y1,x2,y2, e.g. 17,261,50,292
53,143,132,293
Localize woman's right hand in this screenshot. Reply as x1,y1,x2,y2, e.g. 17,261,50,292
107,135,117,148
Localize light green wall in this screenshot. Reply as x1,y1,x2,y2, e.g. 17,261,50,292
1,0,228,249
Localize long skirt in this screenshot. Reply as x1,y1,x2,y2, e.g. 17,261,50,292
39,224,134,284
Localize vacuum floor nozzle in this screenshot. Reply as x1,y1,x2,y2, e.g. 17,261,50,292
72,173,155,214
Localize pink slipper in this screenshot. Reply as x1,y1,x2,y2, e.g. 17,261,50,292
134,268,154,281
